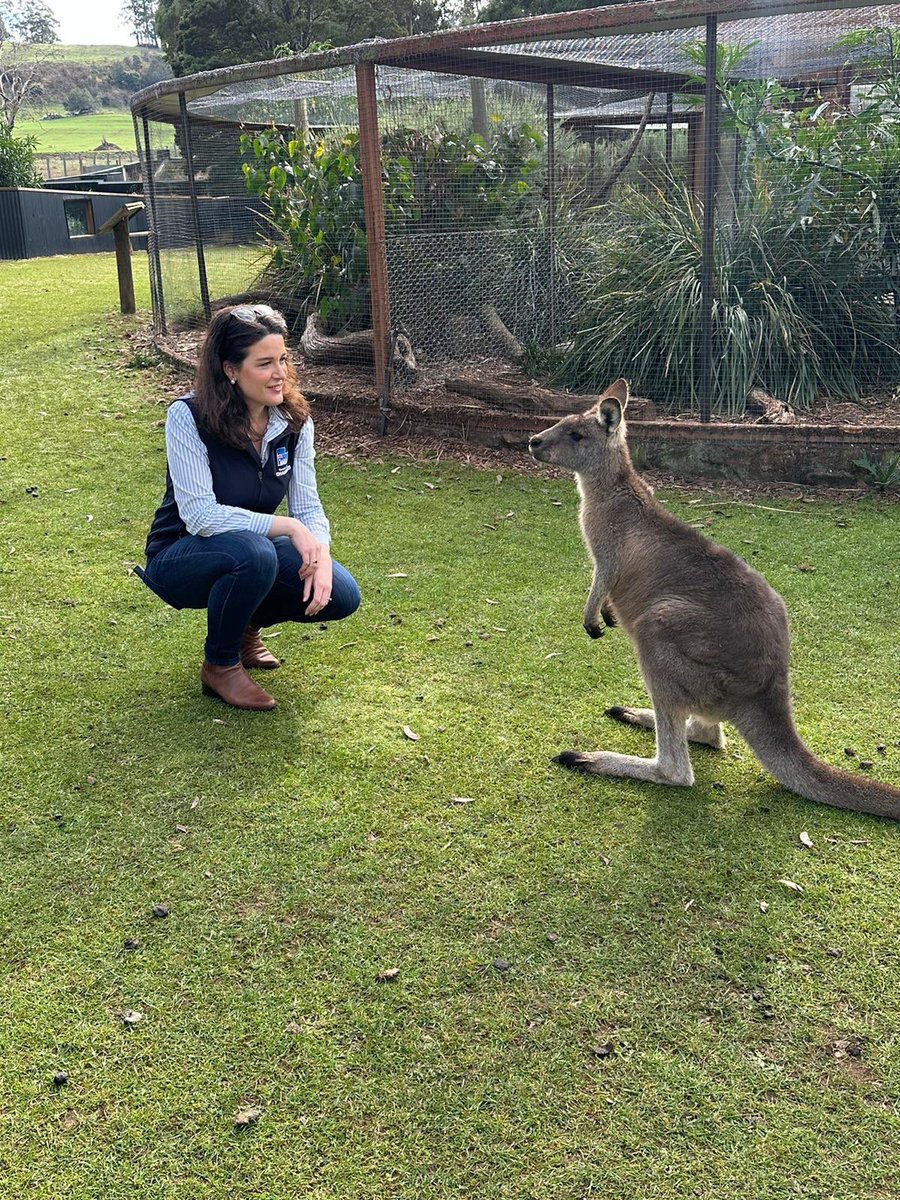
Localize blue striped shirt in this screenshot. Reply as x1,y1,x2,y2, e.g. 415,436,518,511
164,399,331,544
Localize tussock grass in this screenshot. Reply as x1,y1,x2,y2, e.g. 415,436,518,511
0,255,898,1199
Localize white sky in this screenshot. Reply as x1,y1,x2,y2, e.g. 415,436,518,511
49,0,134,45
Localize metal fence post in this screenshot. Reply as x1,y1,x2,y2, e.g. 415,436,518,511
699,12,719,423
356,63,392,435
140,113,167,334
179,91,211,322
547,82,557,349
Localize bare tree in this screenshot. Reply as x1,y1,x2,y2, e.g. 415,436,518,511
121,0,159,47
0,38,55,133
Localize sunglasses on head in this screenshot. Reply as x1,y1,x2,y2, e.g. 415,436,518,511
229,303,288,330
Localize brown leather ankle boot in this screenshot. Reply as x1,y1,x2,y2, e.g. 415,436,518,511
240,625,281,670
201,661,276,710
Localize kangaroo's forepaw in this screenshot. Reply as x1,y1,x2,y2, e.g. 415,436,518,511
554,750,591,773
605,705,626,721
584,622,605,640
601,606,617,628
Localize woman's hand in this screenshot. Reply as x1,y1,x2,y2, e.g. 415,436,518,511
287,521,327,581
303,549,333,617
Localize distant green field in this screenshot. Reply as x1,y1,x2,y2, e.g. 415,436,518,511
16,111,138,153
25,42,161,65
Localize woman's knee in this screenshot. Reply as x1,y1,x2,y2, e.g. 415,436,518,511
329,564,361,620
226,531,279,583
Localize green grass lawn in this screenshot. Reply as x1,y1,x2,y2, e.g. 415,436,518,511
16,110,138,154
1,254,899,1200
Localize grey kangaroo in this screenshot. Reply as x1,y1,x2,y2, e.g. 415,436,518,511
528,379,900,820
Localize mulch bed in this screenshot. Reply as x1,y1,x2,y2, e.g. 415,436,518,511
139,325,896,500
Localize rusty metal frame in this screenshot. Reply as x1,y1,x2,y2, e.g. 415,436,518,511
356,63,392,434
131,0,883,117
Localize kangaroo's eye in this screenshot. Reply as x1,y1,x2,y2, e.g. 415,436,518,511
569,431,583,442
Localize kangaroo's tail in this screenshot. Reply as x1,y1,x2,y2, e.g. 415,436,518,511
736,698,900,821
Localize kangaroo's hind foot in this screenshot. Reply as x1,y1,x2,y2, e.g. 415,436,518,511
556,708,695,787
606,706,726,750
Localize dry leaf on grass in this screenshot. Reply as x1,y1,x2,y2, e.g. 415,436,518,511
117,1009,143,1026
234,1107,261,1127
799,831,814,849
778,878,804,893
386,572,408,578
450,797,476,805
377,968,400,982
401,726,420,741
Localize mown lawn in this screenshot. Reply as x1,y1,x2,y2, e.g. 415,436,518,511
0,254,898,1200
17,110,139,154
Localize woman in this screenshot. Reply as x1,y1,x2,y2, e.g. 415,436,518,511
137,303,361,711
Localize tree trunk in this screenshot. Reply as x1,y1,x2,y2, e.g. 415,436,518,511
300,313,417,377
445,375,657,419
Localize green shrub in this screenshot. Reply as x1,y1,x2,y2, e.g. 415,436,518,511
0,128,41,188
240,121,544,334
558,185,900,414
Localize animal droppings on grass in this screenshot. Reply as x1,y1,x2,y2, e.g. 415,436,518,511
591,1043,615,1059
285,1021,304,1034
546,932,560,943
123,938,139,950
376,968,400,982
492,959,511,972
826,947,843,958
778,878,804,894
151,904,169,918
859,759,874,770
799,831,814,849
117,1009,143,1026
844,746,856,757
401,726,419,741
234,1107,261,1127
52,1072,68,1088
797,563,815,572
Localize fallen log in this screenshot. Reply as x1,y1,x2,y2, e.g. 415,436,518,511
481,304,525,364
444,376,656,419
746,387,798,424
300,313,417,378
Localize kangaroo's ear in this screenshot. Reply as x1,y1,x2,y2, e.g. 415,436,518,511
598,378,629,410
597,397,624,437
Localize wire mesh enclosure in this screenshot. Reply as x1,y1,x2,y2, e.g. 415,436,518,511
132,0,900,429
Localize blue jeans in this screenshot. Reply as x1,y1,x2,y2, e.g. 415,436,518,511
141,532,361,666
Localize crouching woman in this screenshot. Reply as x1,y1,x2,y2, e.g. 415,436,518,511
136,303,360,711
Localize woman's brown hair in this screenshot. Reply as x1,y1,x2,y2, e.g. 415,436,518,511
192,304,310,448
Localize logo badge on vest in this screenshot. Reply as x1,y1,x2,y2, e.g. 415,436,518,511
275,445,291,476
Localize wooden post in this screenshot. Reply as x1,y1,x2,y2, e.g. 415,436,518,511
470,79,488,139
99,202,145,315
356,62,392,433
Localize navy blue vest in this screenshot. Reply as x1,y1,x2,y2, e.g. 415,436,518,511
144,396,300,559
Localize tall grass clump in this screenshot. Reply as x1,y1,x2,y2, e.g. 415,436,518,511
559,184,900,414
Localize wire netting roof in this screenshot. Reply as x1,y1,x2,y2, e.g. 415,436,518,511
134,1,900,127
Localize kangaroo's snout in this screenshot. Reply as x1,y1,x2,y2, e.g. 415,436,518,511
528,435,544,456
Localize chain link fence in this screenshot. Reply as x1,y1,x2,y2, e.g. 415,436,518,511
132,0,900,430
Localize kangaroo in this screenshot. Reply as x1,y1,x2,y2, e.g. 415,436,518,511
528,378,900,820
